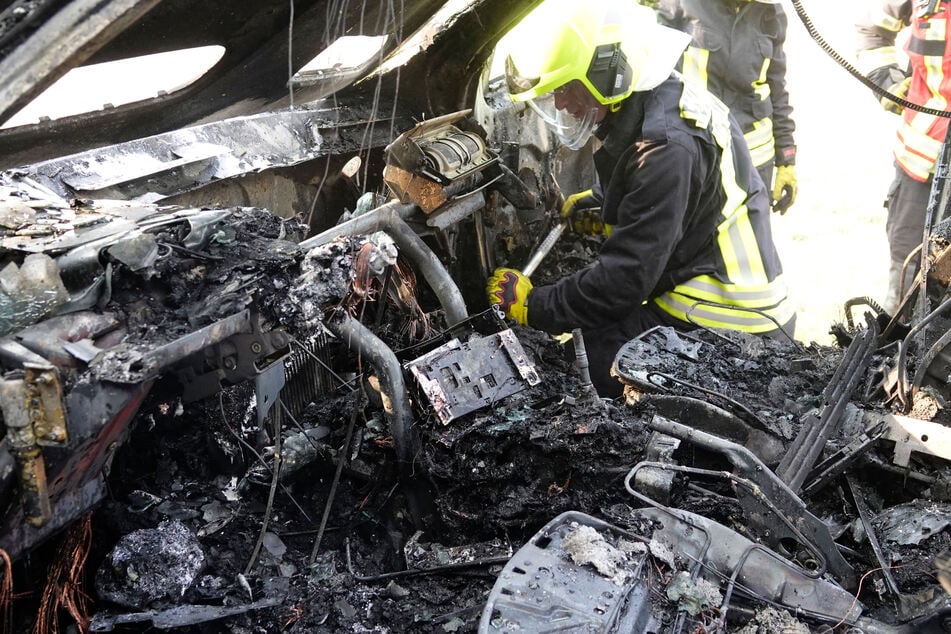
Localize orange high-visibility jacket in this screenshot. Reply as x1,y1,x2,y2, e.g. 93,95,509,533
858,0,951,181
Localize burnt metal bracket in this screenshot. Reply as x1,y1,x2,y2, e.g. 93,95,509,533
631,432,681,505
800,420,888,497
0,362,67,526
645,415,858,590
24,363,68,446
254,358,286,430
406,328,540,425
632,506,864,627
880,413,951,467
180,325,291,404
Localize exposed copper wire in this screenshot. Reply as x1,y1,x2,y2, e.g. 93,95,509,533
0,548,12,634
33,515,92,634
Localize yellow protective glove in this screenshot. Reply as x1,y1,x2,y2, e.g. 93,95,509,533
771,165,798,214
486,268,533,326
561,189,610,236
881,75,911,115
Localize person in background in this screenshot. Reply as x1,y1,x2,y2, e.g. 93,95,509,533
643,0,798,214
856,0,948,313
485,0,794,397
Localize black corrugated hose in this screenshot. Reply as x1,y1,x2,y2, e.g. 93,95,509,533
789,0,951,118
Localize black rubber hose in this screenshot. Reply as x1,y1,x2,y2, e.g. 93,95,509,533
324,310,420,471
789,0,951,118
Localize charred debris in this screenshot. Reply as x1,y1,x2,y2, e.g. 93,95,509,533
2,54,951,634
2,111,951,634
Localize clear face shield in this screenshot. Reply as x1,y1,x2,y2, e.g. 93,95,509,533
504,56,602,151
526,88,599,151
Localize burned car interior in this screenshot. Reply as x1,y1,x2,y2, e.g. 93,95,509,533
3,0,951,632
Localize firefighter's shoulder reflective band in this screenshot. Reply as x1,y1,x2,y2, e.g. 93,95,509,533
682,47,710,91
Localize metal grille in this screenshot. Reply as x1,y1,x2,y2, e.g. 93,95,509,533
281,332,338,420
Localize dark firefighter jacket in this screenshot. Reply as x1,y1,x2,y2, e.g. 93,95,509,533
650,0,796,169
526,75,792,335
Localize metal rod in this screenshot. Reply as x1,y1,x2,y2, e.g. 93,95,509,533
646,371,770,432
244,404,283,575
685,299,801,350
522,222,565,278
310,400,361,564
846,477,901,597
473,209,490,281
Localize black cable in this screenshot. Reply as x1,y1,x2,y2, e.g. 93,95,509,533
310,396,363,563
896,294,951,408
789,0,951,118
843,296,885,330
683,299,802,350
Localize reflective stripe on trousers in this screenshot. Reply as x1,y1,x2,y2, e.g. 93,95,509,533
653,285,794,334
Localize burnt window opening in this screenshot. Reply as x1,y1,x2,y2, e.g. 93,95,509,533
289,34,389,93
2,45,226,129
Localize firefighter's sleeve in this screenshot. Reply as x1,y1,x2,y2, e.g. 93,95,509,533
526,140,694,334
856,0,912,91
768,8,795,166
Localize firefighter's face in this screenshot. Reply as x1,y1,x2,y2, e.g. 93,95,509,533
553,80,607,122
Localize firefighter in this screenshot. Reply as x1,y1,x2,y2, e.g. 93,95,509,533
644,0,798,214
857,0,947,313
486,0,794,397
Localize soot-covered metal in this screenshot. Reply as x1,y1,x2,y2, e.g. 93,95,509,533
2,1,951,633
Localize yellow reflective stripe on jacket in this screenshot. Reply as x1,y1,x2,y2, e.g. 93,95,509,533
857,46,900,74
752,58,770,101
744,118,775,168
653,289,794,334
924,17,948,105
871,11,904,32
682,46,710,90
683,52,774,168
678,79,769,286
897,117,944,179
716,203,768,284
670,78,791,333
895,11,949,180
